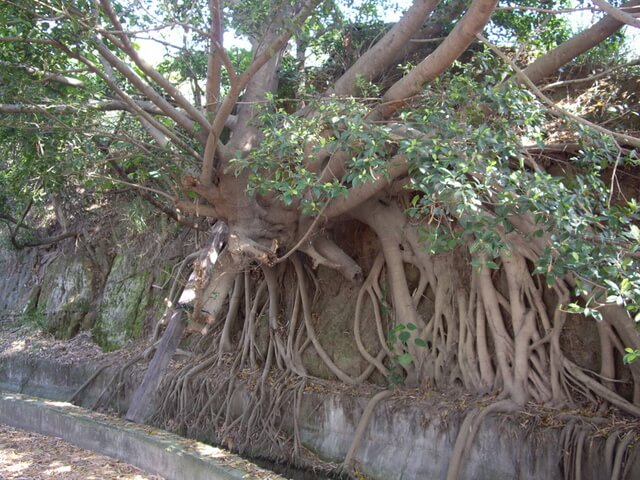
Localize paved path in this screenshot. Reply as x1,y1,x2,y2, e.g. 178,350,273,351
0,423,163,479
0,392,286,480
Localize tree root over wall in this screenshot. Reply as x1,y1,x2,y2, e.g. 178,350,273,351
94,201,640,479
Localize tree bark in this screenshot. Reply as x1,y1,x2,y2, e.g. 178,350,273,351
521,0,640,84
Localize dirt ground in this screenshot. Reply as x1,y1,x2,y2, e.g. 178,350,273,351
0,424,164,480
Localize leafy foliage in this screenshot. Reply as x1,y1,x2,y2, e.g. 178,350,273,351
1,0,639,368
241,47,640,329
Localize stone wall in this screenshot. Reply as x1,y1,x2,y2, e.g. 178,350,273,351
0,225,185,350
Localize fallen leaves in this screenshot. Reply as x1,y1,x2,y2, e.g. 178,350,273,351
0,424,164,479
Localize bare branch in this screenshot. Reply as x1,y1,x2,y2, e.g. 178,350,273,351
541,59,640,90
92,38,200,138
0,100,162,114
479,34,640,149
98,0,211,133
591,0,640,29
324,154,410,219
108,161,202,229
13,230,80,249
0,61,85,86
200,0,322,184
495,6,597,14
0,37,55,45
175,200,218,219
206,0,223,112
63,47,202,159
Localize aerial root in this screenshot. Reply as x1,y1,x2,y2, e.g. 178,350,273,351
611,431,635,480
127,217,640,478
560,420,589,480
67,363,109,404
445,399,518,480
91,348,152,411
342,389,394,473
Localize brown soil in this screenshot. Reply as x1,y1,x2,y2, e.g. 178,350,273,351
0,424,163,480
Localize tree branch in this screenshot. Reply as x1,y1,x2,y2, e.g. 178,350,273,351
541,58,640,90
92,37,199,138
479,34,640,149
376,0,499,119
200,0,322,184
0,37,55,45
521,0,640,85
206,0,223,112
0,100,163,115
55,44,202,158
329,0,441,97
590,0,640,29
0,61,84,86
324,154,410,219
107,160,203,229
98,0,211,133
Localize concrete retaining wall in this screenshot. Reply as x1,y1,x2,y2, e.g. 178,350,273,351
0,391,285,480
2,354,639,480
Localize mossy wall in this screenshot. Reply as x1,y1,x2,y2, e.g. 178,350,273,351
0,223,183,352
93,254,152,351
37,256,94,339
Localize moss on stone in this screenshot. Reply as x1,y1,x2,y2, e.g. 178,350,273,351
93,255,151,351
36,257,94,338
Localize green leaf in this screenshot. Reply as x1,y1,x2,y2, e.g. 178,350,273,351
399,331,411,343
414,338,428,347
396,353,413,366
406,323,417,331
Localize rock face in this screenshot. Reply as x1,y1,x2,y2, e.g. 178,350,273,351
0,226,182,351
38,256,95,339
0,240,38,319
94,254,151,351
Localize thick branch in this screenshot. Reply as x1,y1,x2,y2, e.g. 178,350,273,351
0,100,162,115
206,0,223,112
60,46,202,158
324,154,409,218
591,0,640,29
98,0,210,133
200,0,321,184
329,0,440,97
376,0,498,118
92,38,198,137
521,0,640,84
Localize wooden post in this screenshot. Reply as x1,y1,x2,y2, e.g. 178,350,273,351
125,222,228,423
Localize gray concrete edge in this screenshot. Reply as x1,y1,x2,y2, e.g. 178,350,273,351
0,390,284,480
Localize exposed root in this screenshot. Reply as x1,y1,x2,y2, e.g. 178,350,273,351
68,363,109,403
446,399,519,480
114,204,640,478
342,389,393,472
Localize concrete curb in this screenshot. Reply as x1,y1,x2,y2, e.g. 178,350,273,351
0,390,285,480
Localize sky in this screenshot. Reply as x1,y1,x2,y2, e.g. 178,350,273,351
137,0,640,67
